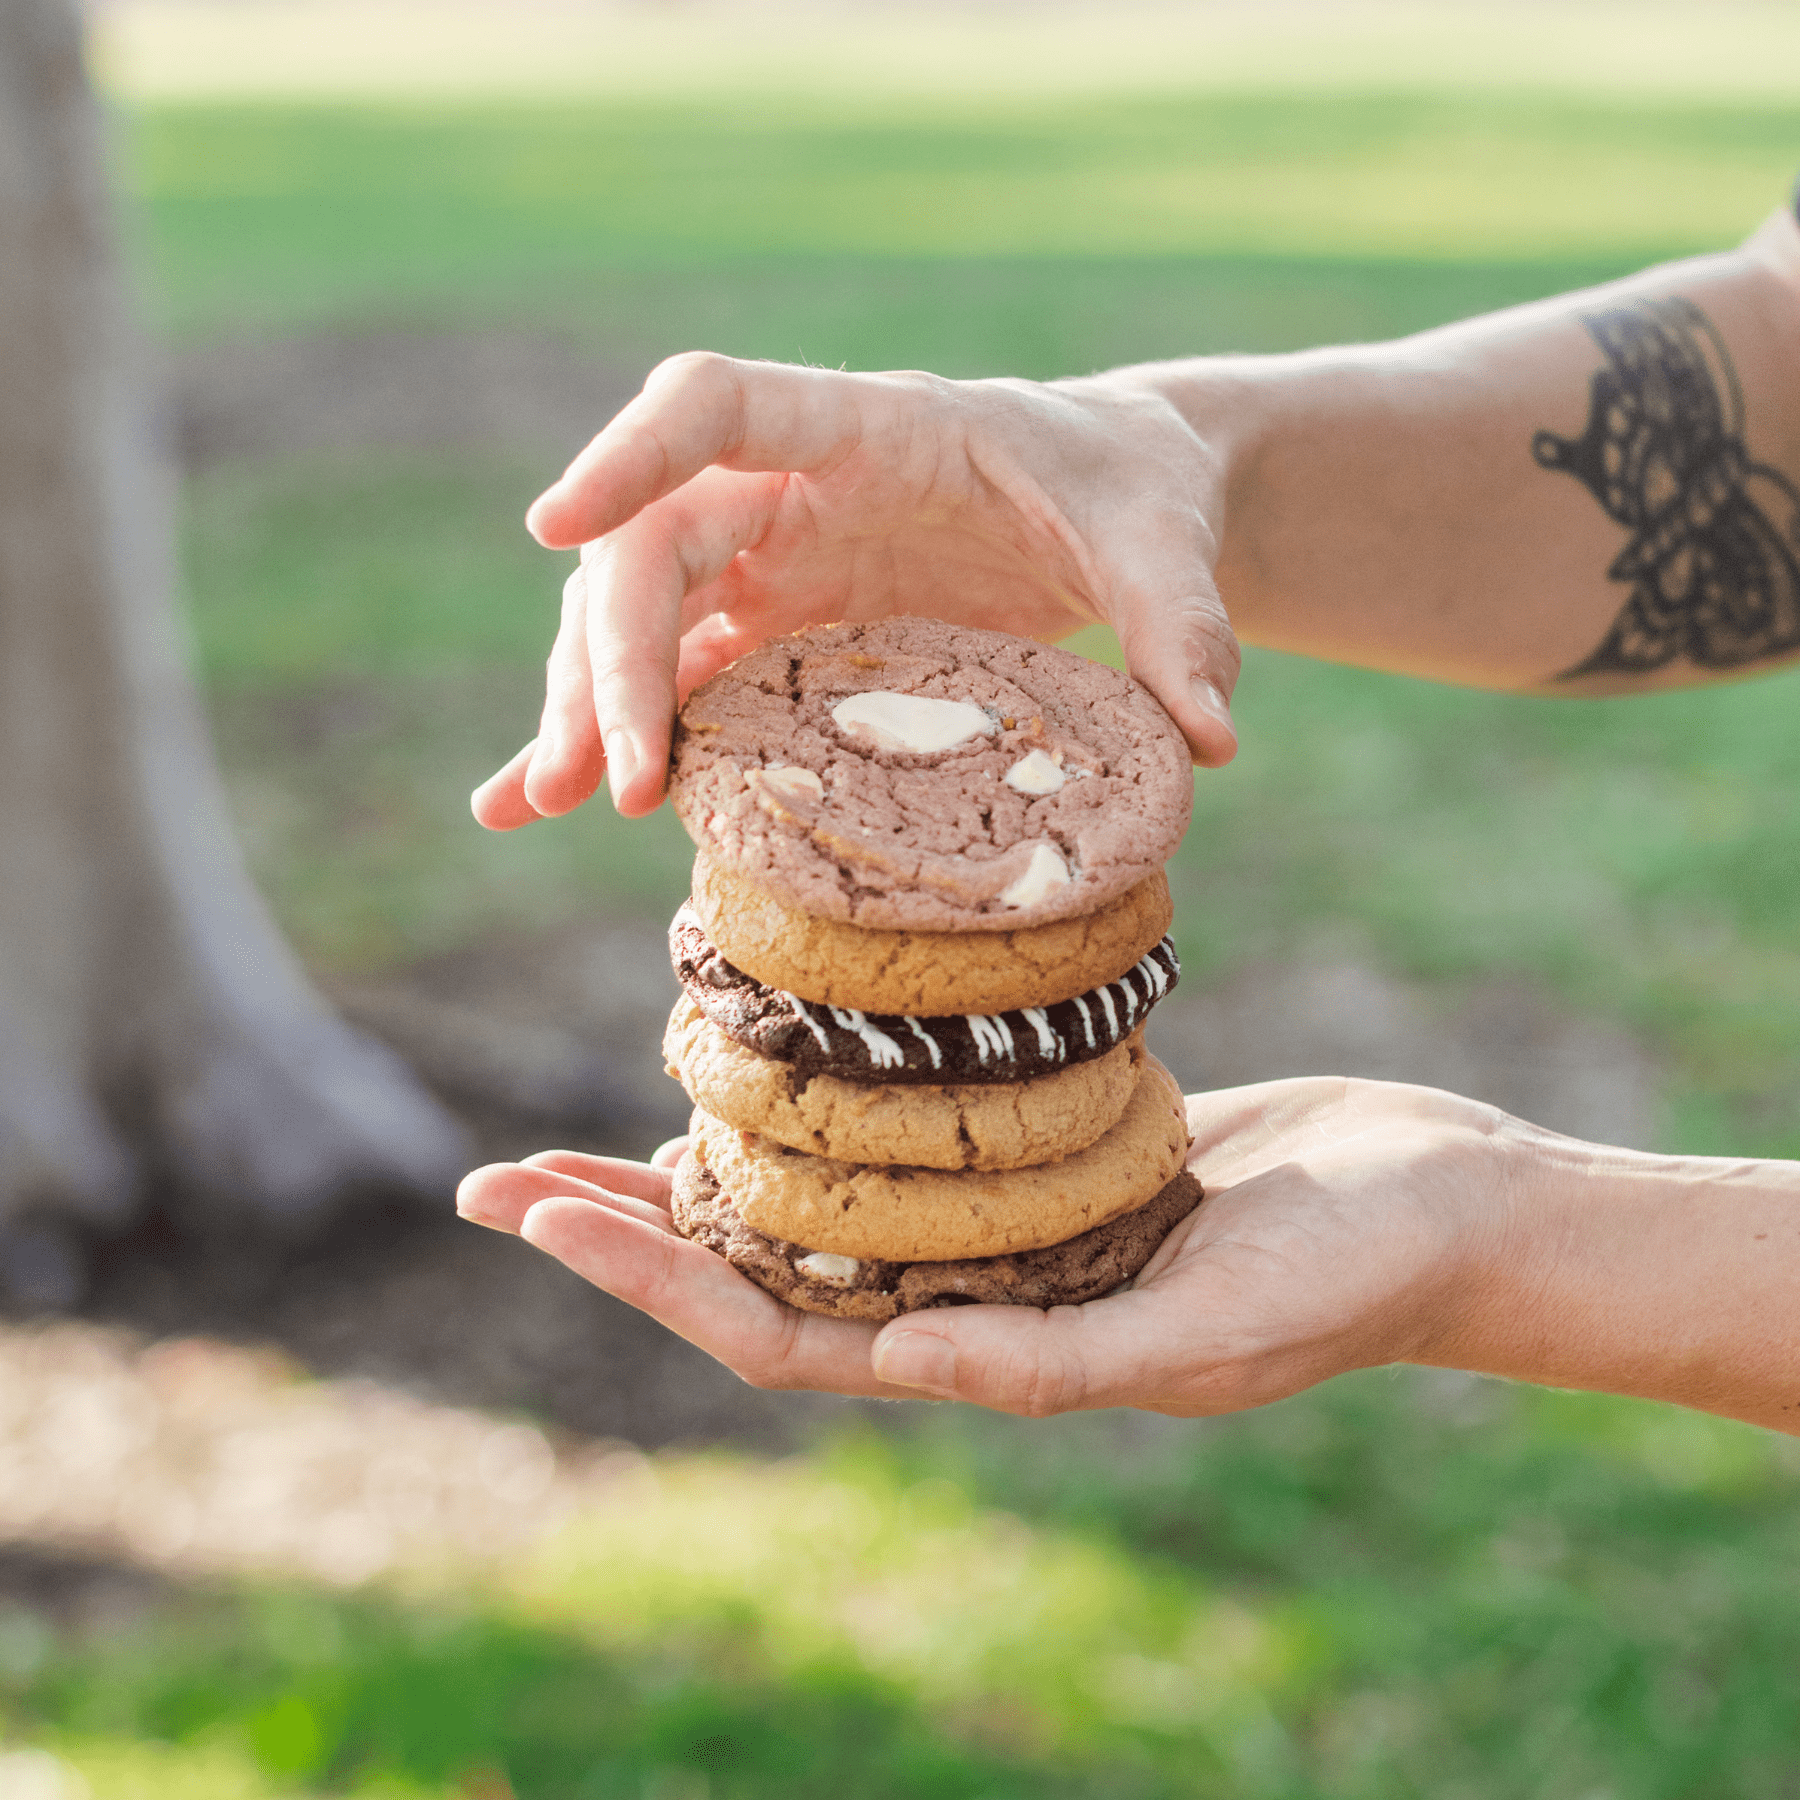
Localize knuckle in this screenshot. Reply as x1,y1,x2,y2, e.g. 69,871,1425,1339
647,349,740,412
650,348,732,385
736,1307,809,1393
993,1342,1084,1418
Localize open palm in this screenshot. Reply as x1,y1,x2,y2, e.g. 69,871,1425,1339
456,1077,1517,1416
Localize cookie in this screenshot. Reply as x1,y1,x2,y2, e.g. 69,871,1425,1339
666,996,1143,1171
671,903,1180,1086
673,1149,1205,1321
669,618,1193,933
690,1051,1189,1262
689,853,1173,1016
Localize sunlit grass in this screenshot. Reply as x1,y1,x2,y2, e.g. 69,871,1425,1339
8,1382,1800,1797
124,94,1798,339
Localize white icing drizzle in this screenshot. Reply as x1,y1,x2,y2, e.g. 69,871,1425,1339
1096,984,1120,1041
1073,994,1096,1050
967,1013,1016,1065
1020,1007,1062,1060
827,1006,906,1070
753,941,1177,1073
781,995,833,1053
1116,977,1138,1028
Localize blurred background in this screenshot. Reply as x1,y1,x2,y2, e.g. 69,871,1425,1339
3,1,1800,1794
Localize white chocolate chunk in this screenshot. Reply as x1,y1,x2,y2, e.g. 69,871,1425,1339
749,764,824,801
999,842,1071,908
831,690,994,755
1004,749,1065,795
796,1251,861,1285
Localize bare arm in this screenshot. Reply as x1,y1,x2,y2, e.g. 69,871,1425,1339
478,207,1800,827
458,210,1800,1431
456,1082,1800,1435
1108,208,1800,694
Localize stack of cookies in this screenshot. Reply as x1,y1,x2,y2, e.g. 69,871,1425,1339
660,617,1202,1321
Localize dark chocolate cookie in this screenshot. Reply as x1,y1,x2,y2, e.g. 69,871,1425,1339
672,1149,1204,1322
670,903,1179,1087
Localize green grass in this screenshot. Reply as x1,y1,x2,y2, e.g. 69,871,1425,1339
8,1373,1800,1798
124,93,1797,341
31,59,1800,1800
145,89,1800,1150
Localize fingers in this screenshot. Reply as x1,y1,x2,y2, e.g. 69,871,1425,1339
519,566,610,818
650,1136,691,1170
471,741,544,831
1111,562,1241,768
1183,1077,1362,1185
523,1148,677,1204
456,1159,674,1236
579,467,787,815
526,353,866,550
516,1196,923,1400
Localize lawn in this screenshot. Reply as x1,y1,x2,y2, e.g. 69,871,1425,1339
15,13,1797,1792
12,1383,1800,1797
131,77,1800,1155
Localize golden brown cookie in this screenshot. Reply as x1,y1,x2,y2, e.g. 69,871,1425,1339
689,853,1174,1015
673,1148,1205,1320
665,996,1143,1171
690,1052,1189,1262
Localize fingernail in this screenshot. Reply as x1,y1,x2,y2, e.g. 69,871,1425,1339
524,494,556,541
605,731,642,807
1190,676,1234,727
873,1330,957,1395
525,731,560,790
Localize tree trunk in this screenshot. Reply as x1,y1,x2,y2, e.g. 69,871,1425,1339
0,0,469,1258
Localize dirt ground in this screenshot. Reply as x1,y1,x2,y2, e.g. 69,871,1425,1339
21,330,1660,1455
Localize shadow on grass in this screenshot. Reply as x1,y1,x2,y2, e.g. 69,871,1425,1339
7,1556,1123,1800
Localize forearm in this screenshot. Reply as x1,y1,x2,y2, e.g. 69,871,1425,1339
1426,1129,1800,1434
1097,209,1800,692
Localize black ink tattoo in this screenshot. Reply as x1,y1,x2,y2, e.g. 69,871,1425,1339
1534,295,1800,679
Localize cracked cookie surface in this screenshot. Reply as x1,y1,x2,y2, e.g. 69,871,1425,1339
690,1051,1189,1262
666,996,1143,1170
668,618,1193,932
672,1149,1205,1320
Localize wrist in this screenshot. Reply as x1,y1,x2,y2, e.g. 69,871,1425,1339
1417,1125,1800,1432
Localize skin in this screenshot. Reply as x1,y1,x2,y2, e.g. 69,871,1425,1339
461,207,1800,1432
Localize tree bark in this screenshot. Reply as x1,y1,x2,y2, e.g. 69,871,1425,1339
0,0,468,1247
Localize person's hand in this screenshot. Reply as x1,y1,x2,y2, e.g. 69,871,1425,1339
471,354,1241,828
453,1078,1532,1417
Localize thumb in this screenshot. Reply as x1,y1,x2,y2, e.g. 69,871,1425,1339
870,1288,1177,1417
1108,535,1241,769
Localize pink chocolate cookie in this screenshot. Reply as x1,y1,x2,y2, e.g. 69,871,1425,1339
668,619,1192,932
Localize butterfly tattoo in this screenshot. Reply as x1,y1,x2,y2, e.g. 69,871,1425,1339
1534,295,1800,679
